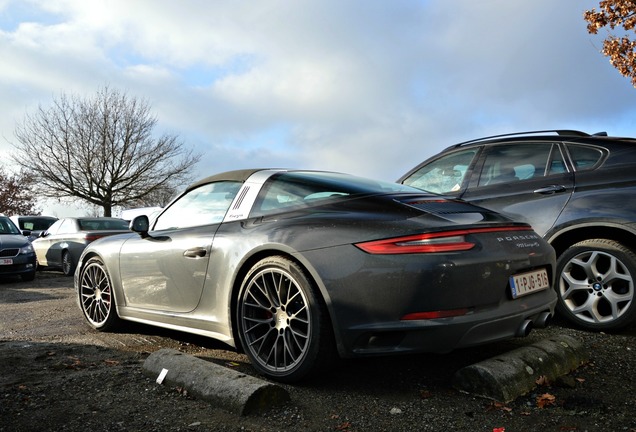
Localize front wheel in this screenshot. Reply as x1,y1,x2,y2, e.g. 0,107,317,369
78,257,121,331
62,251,75,276
237,256,335,383
556,239,636,331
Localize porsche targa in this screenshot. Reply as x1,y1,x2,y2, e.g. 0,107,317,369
75,169,557,382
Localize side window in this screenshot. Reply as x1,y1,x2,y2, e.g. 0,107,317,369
547,145,568,175
566,144,604,170
478,143,553,187
153,181,242,230
58,219,77,234
45,220,63,235
252,173,351,216
401,149,478,194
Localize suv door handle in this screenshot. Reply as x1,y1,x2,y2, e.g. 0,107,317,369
183,248,207,258
533,185,567,195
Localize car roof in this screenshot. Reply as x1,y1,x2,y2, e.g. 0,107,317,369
185,169,282,192
444,129,636,151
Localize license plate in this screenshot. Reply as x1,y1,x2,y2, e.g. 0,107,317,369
0,258,13,265
510,268,550,299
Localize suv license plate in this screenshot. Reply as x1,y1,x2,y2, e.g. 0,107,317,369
0,258,13,265
510,268,549,299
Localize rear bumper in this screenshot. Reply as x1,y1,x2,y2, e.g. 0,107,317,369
344,291,557,357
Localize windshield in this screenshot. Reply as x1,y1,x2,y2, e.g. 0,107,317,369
0,217,22,235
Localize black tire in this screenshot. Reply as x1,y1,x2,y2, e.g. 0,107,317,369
556,239,636,331
62,251,75,276
237,256,336,383
21,271,36,282
78,256,121,331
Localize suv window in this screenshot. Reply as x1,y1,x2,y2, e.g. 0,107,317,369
478,143,561,186
566,144,604,170
401,148,478,194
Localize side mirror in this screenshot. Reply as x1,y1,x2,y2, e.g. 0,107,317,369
130,215,150,238
22,230,32,237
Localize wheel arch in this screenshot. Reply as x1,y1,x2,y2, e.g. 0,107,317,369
548,223,636,258
228,247,341,356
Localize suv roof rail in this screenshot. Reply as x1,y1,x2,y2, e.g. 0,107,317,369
448,129,606,149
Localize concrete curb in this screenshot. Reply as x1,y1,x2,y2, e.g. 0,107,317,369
452,335,589,403
142,349,290,415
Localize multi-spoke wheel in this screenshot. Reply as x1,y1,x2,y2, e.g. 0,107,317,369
556,239,636,331
62,251,75,276
237,256,335,382
79,257,121,331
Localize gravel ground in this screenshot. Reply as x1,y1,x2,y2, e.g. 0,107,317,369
1,272,635,432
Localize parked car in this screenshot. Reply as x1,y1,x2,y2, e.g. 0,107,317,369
0,216,36,281
10,215,58,242
33,217,130,276
398,129,636,331
75,169,556,382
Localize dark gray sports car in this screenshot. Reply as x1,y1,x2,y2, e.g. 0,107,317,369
75,169,557,382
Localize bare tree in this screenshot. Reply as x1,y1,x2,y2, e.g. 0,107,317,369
585,0,636,87
0,168,40,215
11,87,201,216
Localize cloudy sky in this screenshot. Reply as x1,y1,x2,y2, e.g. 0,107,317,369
1,0,635,216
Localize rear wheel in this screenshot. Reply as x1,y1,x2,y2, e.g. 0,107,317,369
62,251,75,276
556,239,636,331
237,256,335,383
78,257,121,331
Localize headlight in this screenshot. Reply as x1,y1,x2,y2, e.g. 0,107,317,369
20,244,35,254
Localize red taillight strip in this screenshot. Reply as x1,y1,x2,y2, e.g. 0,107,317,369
355,226,532,255
85,234,106,242
401,308,470,320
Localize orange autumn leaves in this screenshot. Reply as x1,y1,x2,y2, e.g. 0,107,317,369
585,0,636,87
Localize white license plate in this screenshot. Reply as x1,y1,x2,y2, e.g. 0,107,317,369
510,268,550,299
0,258,13,265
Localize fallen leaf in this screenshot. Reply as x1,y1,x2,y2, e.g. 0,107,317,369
535,375,550,386
536,393,556,408
336,421,352,431
486,401,512,413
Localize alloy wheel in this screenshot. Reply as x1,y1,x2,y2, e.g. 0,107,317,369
80,260,114,327
559,249,634,326
240,266,311,375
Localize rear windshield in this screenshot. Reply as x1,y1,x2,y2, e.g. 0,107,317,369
78,219,129,230
252,171,418,216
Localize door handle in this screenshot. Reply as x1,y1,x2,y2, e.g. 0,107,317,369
533,185,567,195
183,248,207,258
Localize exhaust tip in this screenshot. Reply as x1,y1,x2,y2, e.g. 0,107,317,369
516,319,533,337
534,311,552,329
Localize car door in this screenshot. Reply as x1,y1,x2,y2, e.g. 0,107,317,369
459,142,575,236
118,180,241,313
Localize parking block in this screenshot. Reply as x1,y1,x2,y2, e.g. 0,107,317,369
451,335,589,403
143,348,290,415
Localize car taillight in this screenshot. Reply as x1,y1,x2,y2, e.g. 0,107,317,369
354,226,532,255
85,234,106,242
401,309,470,320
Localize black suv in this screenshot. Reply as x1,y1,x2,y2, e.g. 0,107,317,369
398,130,636,331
